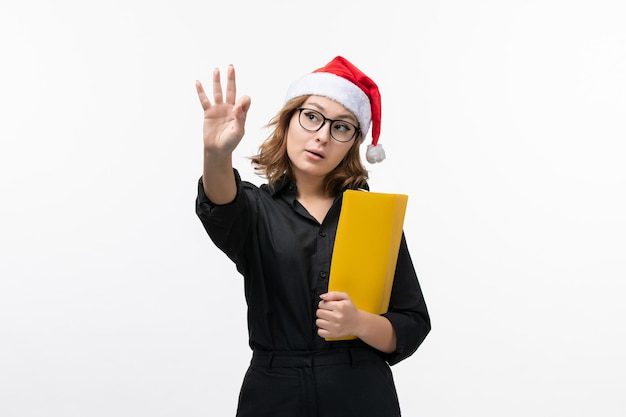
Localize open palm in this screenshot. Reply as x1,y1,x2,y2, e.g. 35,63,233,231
196,65,251,155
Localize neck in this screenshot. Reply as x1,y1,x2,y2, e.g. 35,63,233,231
294,178,334,224
297,181,327,200
292,172,328,200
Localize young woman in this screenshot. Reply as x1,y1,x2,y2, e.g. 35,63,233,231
195,56,430,417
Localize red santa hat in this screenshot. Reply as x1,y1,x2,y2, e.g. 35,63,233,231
284,56,386,163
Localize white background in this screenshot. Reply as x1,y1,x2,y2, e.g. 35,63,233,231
1,1,625,416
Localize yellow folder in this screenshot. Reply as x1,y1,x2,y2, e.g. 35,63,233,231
326,189,409,340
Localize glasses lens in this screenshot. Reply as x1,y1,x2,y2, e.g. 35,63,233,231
299,109,323,131
329,120,357,142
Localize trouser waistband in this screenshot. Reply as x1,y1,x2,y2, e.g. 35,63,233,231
250,347,383,368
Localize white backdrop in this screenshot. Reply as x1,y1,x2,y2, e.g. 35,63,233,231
1,1,625,416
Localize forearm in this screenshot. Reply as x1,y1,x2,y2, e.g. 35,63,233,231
355,311,397,354
202,151,236,204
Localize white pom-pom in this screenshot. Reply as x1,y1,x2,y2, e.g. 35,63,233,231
366,144,386,163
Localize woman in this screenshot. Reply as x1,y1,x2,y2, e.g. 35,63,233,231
195,56,430,417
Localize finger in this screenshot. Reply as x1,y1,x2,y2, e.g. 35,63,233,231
317,328,330,338
320,291,349,302
225,64,236,105
212,67,224,103
316,317,333,330
195,80,211,111
316,308,330,319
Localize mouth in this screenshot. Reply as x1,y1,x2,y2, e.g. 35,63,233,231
306,149,325,159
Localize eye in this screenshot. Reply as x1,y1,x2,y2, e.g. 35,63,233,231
333,121,354,133
303,110,321,123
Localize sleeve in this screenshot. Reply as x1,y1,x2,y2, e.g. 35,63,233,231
381,233,431,366
195,169,253,265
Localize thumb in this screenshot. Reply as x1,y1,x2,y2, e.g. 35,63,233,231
233,95,251,119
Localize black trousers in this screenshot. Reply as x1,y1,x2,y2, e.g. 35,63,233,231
235,347,401,417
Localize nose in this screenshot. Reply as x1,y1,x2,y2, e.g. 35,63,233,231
315,121,332,143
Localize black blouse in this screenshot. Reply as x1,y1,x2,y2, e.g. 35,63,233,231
196,169,430,366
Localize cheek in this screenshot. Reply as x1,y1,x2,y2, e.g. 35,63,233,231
286,139,295,161
335,143,356,163
285,128,298,157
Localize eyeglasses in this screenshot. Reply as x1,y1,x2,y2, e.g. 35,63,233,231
297,108,360,143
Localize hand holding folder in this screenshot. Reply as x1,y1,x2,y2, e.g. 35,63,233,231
326,190,408,341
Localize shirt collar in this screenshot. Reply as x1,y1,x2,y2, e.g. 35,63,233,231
265,175,296,198
267,175,370,199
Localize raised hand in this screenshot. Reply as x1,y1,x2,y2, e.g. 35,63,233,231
196,65,251,156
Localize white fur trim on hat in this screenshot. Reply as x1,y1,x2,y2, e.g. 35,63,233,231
284,72,372,139
366,144,386,164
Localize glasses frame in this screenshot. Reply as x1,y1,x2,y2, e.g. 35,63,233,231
297,108,361,143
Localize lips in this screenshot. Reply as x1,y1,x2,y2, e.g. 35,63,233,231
306,149,325,159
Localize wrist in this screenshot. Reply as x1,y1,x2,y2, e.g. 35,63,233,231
353,309,370,339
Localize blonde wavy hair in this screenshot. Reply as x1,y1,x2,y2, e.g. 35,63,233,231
250,96,369,196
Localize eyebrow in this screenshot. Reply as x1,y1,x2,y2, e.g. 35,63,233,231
305,101,359,124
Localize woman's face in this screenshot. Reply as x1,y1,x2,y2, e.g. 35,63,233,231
286,95,359,184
